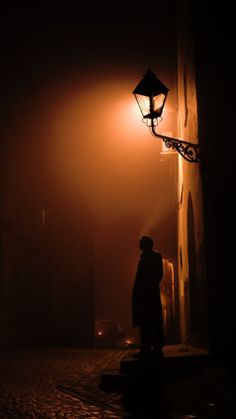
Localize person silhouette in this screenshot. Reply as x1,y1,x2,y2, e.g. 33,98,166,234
132,235,164,357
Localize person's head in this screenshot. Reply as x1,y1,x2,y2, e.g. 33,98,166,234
139,235,154,252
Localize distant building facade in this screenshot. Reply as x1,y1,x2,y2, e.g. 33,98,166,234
0,92,95,347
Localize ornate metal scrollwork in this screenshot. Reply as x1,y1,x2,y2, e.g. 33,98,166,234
150,122,201,163
162,137,200,163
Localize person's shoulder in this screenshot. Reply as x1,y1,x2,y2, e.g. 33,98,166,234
153,250,161,256
153,250,162,259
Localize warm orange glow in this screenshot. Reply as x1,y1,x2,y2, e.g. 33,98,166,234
42,74,178,337
135,94,150,117
124,338,133,345
153,93,166,115
135,93,166,118
98,330,103,336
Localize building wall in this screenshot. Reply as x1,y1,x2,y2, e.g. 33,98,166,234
0,91,95,347
161,258,179,344
192,2,235,373
177,0,208,348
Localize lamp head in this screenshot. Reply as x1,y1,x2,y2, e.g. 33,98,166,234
132,69,169,120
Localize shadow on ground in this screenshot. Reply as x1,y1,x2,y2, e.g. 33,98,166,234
100,350,236,419
56,347,236,418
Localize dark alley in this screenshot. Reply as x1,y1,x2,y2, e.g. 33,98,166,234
1,1,236,418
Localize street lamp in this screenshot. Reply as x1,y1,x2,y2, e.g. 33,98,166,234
133,69,200,163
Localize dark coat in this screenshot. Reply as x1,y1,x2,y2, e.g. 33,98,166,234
132,250,163,328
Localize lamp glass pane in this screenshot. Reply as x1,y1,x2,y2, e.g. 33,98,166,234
153,93,166,116
135,94,150,118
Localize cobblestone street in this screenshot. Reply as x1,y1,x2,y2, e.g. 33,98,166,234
0,347,236,418
0,348,127,418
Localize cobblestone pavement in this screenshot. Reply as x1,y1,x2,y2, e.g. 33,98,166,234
0,348,128,418
0,347,236,418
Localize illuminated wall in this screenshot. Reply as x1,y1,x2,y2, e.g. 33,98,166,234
177,1,208,347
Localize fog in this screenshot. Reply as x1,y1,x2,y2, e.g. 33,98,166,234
43,74,178,335
2,3,178,338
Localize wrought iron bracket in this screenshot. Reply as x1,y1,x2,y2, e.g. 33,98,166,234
150,122,200,163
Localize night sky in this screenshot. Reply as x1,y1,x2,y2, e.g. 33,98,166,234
1,3,177,79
